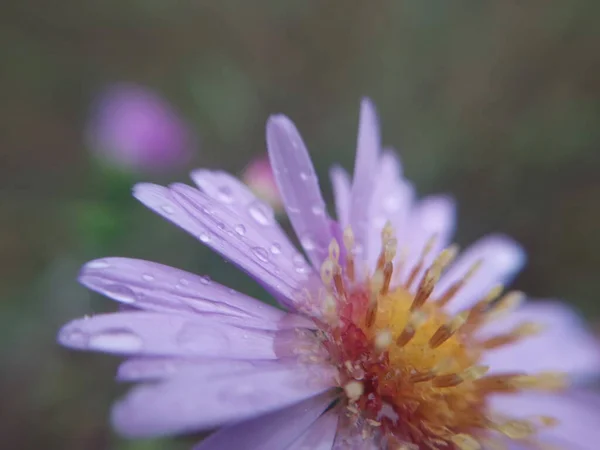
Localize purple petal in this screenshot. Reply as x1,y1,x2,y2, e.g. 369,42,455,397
134,182,314,309
400,195,456,289
112,363,337,437
481,301,600,379
330,165,351,228
434,235,526,313
58,312,302,360
287,409,338,450
117,357,299,382
193,392,335,450
79,257,313,329
490,390,600,449
266,115,332,269
190,169,307,270
349,99,381,264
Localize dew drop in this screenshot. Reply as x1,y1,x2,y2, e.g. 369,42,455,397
61,329,87,346
311,204,325,216
252,247,270,262
88,329,144,352
199,232,211,243
270,243,282,255
199,275,211,285
248,201,273,226
299,172,309,181
179,278,189,286
301,236,315,251
142,274,154,282
161,204,175,214
217,186,234,204
104,284,137,304
235,224,246,236
87,260,111,269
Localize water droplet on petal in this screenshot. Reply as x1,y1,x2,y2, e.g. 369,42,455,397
235,224,246,236
199,232,211,243
62,328,87,346
179,278,189,286
301,236,315,251
217,186,234,204
270,243,282,255
311,205,325,216
142,274,154,282
299,172,309,181
88,329,143,352
248,201,273,226
252,247,270,262
199,275,211,285
104,284,137,304
87,260,111,269
161,204,175,214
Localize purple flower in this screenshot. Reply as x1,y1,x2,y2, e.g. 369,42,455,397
60,100,600,449
87,83,193,172
242,155,283,213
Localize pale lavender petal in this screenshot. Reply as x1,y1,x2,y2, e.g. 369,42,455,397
434,235,525,313
79,257,313,329
112,363,337,437
266,115,332,269
481,301,600,378
287,409,338,450
349,99,381,264
194,392,335,450
58,312,300,360
134,182,313,309
330,165,351,228
400,195,456,289
190,169,308,272
117,357,299,382
490,390,600,449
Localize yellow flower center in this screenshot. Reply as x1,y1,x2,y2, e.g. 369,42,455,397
313,224,566,449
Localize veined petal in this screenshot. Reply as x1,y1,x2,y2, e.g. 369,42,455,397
481,301,600,379
330,165,351,228
116,357,298,382
490,390,600,450
266,115,332,269
190,169,307,270
194,392,335,450
349,98,381,264
112,363,336,437
58,312,301,360
287,409,338,450
79,257,312,329
435,234,525,314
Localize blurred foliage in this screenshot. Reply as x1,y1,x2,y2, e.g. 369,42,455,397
1,1,599,449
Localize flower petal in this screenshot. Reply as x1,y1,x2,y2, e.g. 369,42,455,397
190,169,308,271
330,165,351,228
112,363,336,437
399,194,455,288
193,392,335,450
58,312,301,360
349,98,381,263
434,235,525,313
134,182,315,309
79,257,313,329
287,409,338,450
490,390,600,449
481,301,600,379
266,115,332,268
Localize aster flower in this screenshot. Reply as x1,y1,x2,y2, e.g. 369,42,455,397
60,100,600,449
242,155,283,213
87,83,193,172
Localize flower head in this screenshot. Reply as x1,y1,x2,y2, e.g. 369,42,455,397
60,99,600,449
87,83,193,172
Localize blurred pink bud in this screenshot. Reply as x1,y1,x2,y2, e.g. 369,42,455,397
87,83,194,172
242,156,283,212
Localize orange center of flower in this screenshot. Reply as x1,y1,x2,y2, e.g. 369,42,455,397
313,224,565,449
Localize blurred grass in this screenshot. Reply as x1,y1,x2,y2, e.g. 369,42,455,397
1,1,599,448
